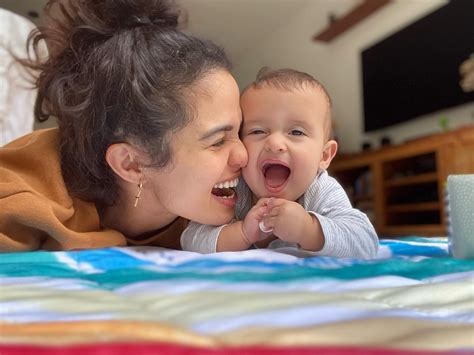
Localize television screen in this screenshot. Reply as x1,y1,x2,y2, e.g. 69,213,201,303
361,0,474,132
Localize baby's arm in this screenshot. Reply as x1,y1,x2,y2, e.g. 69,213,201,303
302,172,378,258
216,198,272,251
180,221,226,253
181,198,272,253
261,172,378,258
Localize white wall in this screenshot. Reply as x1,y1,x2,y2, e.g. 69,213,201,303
233,0,474,153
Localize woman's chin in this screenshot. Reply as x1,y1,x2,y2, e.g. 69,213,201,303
186,208,233,226
205,210,234,226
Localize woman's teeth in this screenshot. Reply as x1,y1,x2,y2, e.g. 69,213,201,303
213,178,239,189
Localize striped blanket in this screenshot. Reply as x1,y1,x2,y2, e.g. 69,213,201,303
1,238,473,354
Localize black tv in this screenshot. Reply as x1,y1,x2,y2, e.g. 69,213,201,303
361,0,474,132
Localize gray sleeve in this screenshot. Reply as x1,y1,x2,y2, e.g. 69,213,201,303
303,171,379,259
180,221,227,253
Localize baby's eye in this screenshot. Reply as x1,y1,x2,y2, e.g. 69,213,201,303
248,129,265,135
290,129,305,136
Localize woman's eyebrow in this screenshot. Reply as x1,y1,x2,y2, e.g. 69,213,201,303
199,124,233,140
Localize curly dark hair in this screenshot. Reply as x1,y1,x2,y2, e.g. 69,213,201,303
24,0,231,207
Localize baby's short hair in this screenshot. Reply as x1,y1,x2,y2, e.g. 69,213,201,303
248,67,332,108
245,67,333,138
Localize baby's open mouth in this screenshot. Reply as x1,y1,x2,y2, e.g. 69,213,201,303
211,177,239,198
263,163,291,188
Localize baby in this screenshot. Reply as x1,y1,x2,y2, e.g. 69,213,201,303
181,68,378,258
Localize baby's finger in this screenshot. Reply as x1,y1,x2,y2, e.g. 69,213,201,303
266,205,282,217
254,205,270,219
266,197,276,208
255,197,271,208
255,199,273,215
268,197,285,207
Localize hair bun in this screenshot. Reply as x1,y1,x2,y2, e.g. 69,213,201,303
129,12,179,29
75,0,182,32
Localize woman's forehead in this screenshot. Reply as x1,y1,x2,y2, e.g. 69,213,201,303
177,71,241,135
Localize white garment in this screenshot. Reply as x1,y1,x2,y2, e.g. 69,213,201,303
181,170,379,259
0,8,38,146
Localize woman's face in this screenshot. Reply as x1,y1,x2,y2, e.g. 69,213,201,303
144,70,248,225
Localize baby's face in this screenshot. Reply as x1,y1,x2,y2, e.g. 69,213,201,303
240,85,333,200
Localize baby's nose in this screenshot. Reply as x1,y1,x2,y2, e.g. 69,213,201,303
265,134,287,153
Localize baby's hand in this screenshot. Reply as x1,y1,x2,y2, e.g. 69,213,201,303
260,198,314,245
241,198,273,245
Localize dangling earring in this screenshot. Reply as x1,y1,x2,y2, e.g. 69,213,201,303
134,181,143,207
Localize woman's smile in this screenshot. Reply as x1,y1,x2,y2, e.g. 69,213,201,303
211,176,240,207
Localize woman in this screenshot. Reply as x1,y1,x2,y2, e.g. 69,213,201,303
0,0,247,251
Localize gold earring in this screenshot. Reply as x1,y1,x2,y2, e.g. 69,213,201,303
134,181,143,207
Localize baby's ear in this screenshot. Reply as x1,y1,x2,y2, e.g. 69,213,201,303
319,140,338,170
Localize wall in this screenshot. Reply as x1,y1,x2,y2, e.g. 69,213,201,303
233,0,474,153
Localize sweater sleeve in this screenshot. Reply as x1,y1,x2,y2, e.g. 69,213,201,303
0,129,127,252
180,221,227,253
303,171,379,259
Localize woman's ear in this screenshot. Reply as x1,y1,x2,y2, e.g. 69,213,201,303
105,143,144,184
319,140,338,170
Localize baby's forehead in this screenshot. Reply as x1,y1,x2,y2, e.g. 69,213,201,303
242,85,331,119
242,85,331,131
243,83,329,105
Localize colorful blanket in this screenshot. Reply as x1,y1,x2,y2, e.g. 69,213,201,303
0,238,473,354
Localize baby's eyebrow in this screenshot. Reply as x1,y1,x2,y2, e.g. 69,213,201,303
199,124,233,141
242,117,267,125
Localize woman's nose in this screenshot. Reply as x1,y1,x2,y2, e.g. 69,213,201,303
230,139,248,168
265,133,286,153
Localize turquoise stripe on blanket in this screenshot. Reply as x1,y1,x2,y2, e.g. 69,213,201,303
1,239,473,290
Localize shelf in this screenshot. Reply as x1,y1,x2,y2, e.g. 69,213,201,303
386,202,440,213
313,0,391,42
353,194,374,203
385,172,438,188
382,225,446,236
329,125,474,238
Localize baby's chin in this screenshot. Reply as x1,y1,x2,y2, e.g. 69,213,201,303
253,187,301,201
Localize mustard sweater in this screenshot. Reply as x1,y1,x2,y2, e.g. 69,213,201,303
0,129,186,252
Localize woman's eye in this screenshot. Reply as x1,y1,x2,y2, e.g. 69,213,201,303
290,130,305,136
212,139,225,148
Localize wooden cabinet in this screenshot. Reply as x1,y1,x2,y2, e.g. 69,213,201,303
329,125,474,237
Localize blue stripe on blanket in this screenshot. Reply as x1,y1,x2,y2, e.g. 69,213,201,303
0,239,473,291
381,238,448,257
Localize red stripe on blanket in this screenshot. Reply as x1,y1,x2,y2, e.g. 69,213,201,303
0,343,460,355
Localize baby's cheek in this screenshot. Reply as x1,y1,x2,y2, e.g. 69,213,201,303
242,162,259,180
242,167,261,195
